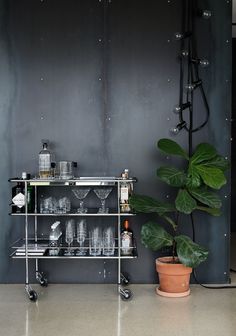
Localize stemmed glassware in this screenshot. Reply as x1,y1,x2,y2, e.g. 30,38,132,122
72,188,91,213
65,219,75,256
76,219,87,256
93,188,113,213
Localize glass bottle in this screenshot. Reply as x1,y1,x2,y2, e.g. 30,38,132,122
12,182,24,213
39,141,52,178
121,220,133,256
120,169,132,213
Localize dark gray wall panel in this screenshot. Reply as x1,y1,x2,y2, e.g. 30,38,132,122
0,0,231,283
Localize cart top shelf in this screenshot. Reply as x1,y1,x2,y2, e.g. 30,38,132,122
9,176,137,186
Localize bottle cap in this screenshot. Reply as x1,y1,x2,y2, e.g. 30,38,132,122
124,220,129,230
22,172,27,179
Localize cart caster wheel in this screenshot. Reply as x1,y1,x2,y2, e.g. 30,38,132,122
121,272,130,286
40,277,48,287
120,289,133,301
29,290,38,302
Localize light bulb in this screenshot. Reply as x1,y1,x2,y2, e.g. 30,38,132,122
173,102,191,114
173,105,182,114
192,58,209,67
170,121,187,135
181,50,189,57
199,59,210,67
201,10,212,19
185,80,202,92
174,31,191,41
170,126,180,135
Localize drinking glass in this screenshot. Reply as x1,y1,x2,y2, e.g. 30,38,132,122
56,197,71,214
76,219,87,256
93,188,112,213
65,219,75,256
40,197,55,213
72,188,91,213
89,227,102,256
103,227,115,256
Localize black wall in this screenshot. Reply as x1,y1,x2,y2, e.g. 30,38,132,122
0,0,231,283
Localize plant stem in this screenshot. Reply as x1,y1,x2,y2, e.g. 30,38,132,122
172,240,176,262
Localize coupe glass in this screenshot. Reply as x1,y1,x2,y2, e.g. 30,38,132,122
72,188,91,213
65,219,75,256
76,219,87,256
93,188,112,213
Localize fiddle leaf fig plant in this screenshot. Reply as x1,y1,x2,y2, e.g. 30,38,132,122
130,138,229,268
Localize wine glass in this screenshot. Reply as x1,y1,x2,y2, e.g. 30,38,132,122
93,188,112,213
76,219,87,256
72,188,91,213
65,220,74,256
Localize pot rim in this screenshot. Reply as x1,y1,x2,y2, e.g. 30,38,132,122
156,256,192,270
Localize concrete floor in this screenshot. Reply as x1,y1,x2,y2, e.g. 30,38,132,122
0,281,236,336
0,233,235,336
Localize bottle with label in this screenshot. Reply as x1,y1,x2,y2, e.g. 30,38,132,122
121,220,133,256
39,140,52,178
120,169,132,213
12,182,24,213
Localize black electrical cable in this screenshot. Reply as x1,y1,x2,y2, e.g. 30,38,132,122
179,0,236,289
190,216,236,289
178,0,210,134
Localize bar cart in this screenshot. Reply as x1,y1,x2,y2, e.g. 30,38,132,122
9,177,137,302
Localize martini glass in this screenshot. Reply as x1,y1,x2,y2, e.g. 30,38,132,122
72,188,91,213
93,188,112,213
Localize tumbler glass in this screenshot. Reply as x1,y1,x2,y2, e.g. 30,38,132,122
103,227,115,256
89,227,102,256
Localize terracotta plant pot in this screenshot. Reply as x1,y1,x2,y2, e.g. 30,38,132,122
155,256,192,298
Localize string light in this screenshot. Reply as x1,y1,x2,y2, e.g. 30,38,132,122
185,80,202,92
170,121,187,135
191,58,210,67
199,9,212,19
174,31,192,40
173,102,191,114
181,50,189,57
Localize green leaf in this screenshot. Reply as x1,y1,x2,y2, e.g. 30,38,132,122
191,143,217,165
195,165,227,190
157,167,187,187
129,195,175,216
186,167,202,188
175,189,197,214
157,139,189,160
188,187,222,209
141,222,173,251
175,235,209,268
203,155,230,172
196,206,221,216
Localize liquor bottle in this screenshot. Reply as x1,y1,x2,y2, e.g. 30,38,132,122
39,140,52,178
12,182,24,213
121,220,133,256
120,169,132,213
